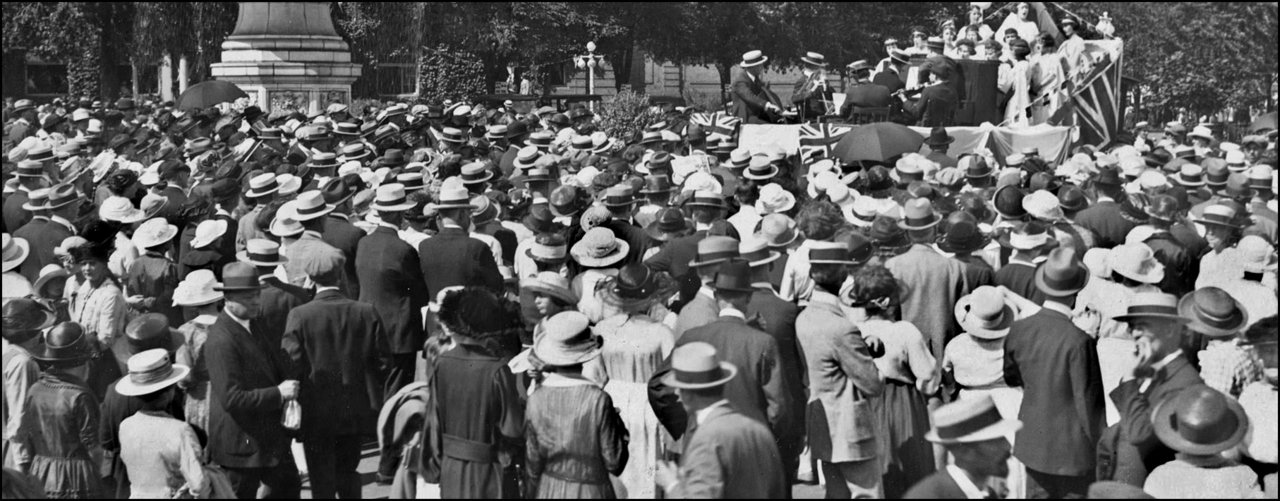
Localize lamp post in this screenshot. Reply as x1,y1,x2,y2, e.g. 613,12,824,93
575,41,604,111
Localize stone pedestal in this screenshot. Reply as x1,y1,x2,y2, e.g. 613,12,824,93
210,2,360,115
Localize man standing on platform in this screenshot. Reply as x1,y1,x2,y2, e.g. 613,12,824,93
731,50,784,124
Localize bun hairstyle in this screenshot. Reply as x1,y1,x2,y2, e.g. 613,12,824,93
846,265,900,318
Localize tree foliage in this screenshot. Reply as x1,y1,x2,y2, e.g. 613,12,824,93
596,89,663,141
417,44,487,104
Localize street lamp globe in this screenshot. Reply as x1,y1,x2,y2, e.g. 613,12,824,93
586,41,597,53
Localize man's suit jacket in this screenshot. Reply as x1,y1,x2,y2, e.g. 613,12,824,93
666,403,788,499
2,190,32,233
885,244,966,360
357,226,428,355
645,229,710,309
258,276,312,351
1100,355,1203,486
905,83,959,127
791,74,833,121
14,217,73,283
205,312,292,468
321,214,364,298
679,315,786,431
730,70,782,124
212,212,240,273
417,226,503,300
601,219,651,267
1003,307,1105,477
902,469,969,499
839,82,894,118
872,69,906,94
1074,199,1135,249
747,287,805,452
674,291,718,340
283,289,390,438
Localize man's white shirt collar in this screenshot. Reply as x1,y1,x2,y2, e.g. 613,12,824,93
945,465,988,499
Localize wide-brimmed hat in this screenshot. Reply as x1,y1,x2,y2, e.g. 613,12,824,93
131,218,179,250
688,236,739,268
2,298,58,337
292,190,336,221
32,264,70,300
869,216,910,250
924,394,1022,444
645,207,692,242
600,264,678,309
570,227,629,268
190,219,228,249
522,204,559,235
1187,126,1214,142
711,259,755,293
640,174,676,195
533,311,602,366
755,214,801,248
898,198,941,230
1107,243,1165,284
172,269,224,307
954,286,1016,339
1112,291,1187,323
663,342,738,389
603,185,639,208
683,190,726,210
755,183,795,214
1022,190,1065,222
115,348,190,397
237,239,289,267
1238,235,1277,274
739,238,781,268
525,233,568,264
214,262,264,292
1152,385,1248,455
99,196,147,224
32,322,94,366
520,271,578,306
1177,287,1248,338
2,233,30,273
371,183,417,212
1034,247,1089,297
936,220,990,255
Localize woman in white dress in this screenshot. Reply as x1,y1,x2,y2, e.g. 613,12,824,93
592,264,679,499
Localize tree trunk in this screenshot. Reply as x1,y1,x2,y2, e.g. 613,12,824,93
160,53,174,102
717,63,731,105
131,62,141,97
629,44,647,94
178,55,190,95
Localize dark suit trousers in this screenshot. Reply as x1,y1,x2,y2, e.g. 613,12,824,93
384,352,418,400
1025,468,1092,499
303,434,363,499
225,455,301,499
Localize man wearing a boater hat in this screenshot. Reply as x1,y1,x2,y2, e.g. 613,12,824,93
904,395,1023,498
730,50,785,124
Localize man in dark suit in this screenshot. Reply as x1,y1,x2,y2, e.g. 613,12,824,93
839,60,893,120
205,262,302,499
645,194,737,310
418,179,503,300
1097,292,1204,487
651,259,787,443
906,395,1021,499
871,50,909,94
282,248,390,500
1003,248,1104,499
902,63,959,127
791,52,834,122
358,184,429,397
3,161,47,232
15,185,79,282
240,240,312,351
209,179,242,277
654,342,788,499
742,242,805,482
730,50,784,124
1073,168,1135,248
320,177,365,298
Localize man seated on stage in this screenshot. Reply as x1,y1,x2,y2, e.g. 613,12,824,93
730,50,785,124
792,52,834,122
839,60,894,122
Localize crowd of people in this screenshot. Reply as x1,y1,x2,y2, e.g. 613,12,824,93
1,19,1278,501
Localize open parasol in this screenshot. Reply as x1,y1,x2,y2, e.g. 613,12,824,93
832,122,926,164
1249,111,1277,133
177,80,249,111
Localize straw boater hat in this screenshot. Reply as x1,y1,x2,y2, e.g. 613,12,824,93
954,286,1017,339
532,311,602,366
800,51,828,68
131,217,179,250
743,155,779,181
1152,385,1248,456
755,183,795,214
270,202,305,239
808,241,857,265
519,271,578,306
237,239,289,268
430,178,479,211
1192,203,1245,229
741,50,767,67
99,196,147,224
525,233,568,265
924,394,1022,444
371,183,417,212
2,234,30,273
1034,247,1089,297
291,190,335,221
245,173,279,199
570,227,629,268
115,348,190,397
172,269,224,307
1177,287,1248,338
20,188,50,211
997,221,1056,251
662,342,738,389
1112,292,1188,323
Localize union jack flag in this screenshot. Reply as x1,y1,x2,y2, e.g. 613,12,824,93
1070,39,1124,147
689,112,742,137
798,122,853,162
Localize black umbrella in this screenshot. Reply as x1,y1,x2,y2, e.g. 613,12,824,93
177,81,249,111
832,122,925,164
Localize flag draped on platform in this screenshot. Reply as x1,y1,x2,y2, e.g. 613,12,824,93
798,122,853,162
